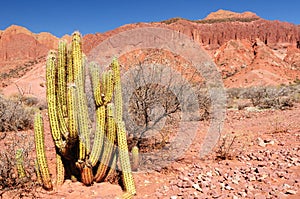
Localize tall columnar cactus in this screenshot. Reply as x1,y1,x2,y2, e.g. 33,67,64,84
34,112,53,190
34,31,136,196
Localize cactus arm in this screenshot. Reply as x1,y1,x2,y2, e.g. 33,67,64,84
116,122,136,195
57,40,68,117
35,159,42,184
94,103,116,182
89,105,105,167
34,112,53,190
72,32,90,160
104,147,118,182
46,52,66,154
56,153,65,186
67,44,74,84
80,165,93,186
103,70,114,104
122,192,133,199
89,62,104,106
67,84,78,146
15,149,26,179
111,58,122,122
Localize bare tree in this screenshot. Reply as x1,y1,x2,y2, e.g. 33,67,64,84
120,50,207,151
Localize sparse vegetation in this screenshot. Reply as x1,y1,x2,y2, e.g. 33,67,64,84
0,95,35,132
0,131,39,198
161,17,259,25
227,83,300,110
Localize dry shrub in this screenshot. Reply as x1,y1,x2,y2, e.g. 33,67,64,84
0,95,34,132
0,132,39,198
227,84,300,110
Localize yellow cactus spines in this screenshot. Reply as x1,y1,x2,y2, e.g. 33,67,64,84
38,31,136,194
103,70,114,104
94,103,116,182
122,192,133,199
46,52,66,154
104,149,118,181
67,44,74,84
57,40,68,117
89,63,103,106
111,59,123,122
67,84,78,146
34,112,53,190
72,33,91,160
131,146,139,171
56,153,65,186
89,105,105,167
116,122,136,195
15,149,26,179
72,31,82,80
35,159,42,184
81,164,93,186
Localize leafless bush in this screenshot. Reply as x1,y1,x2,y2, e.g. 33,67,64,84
0,95,34,132
215,135,239,160
0,132,39,198
123,59,202,151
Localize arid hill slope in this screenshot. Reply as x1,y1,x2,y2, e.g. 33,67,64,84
1,10,300,94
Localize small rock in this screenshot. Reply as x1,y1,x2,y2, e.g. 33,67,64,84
248,174,256,181
285,190,297,195
225,184,233,190
257,137,266,147
192,184,202,192
254,194,266,199
206,171,213,177
238,191,247,197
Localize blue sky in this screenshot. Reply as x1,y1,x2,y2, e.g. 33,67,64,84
0,0,299,37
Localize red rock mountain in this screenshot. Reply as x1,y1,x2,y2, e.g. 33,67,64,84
1,10,300,91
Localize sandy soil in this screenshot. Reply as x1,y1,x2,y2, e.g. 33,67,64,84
0,102,299,199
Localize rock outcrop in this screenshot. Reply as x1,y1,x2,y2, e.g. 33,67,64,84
1,10,300,90
0,25,58,62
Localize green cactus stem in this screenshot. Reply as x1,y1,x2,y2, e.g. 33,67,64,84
89,105,105,167
46,51,67,154
57,40,68,117
34,112,53,190
94,103,116,182
116,122,136,195
15,149,26,179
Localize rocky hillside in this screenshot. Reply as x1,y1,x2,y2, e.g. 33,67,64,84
1,10,300,90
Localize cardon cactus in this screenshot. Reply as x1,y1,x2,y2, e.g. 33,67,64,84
131,146,139,172
34,31,136,197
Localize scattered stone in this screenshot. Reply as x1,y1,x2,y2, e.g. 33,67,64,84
257,137,266,147
254,194,266,199
225,184,233,190
285,190,297,195
192,184,202,192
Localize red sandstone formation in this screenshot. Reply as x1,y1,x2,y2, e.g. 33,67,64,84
1,10,300,90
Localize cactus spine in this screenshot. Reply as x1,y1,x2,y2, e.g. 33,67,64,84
35,31,136,196
34,112,53,190
15,149,26,179
56,153,65,186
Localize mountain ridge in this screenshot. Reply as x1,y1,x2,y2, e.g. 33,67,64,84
0,10,300,91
